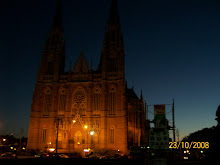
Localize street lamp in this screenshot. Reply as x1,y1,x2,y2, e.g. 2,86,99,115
90,131,94,136
84,125,88,148
55,118,62,156
89,130,95,149
84,126,95,149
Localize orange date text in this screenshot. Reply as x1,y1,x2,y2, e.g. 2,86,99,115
169,142,209,149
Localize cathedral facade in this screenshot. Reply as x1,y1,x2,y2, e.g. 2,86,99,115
27,0,146,155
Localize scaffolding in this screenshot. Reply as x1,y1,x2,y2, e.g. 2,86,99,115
146,99,176,142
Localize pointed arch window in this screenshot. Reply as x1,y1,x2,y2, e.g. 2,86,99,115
109,87,116,115
110,126,114,144
42,126,47,143
43,89,51,115
58,89,66,115
93,88,100,115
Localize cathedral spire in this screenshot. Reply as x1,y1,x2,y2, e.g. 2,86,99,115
90,58,92,72
140,89,144,105
80,48,84,57
51,0,63,30
73,49,88,73
99,0,125,78
140,89,143,100
46,0,64,50
108,0,120,26
38,0,65,79
104,0,123,45
69,60,72,73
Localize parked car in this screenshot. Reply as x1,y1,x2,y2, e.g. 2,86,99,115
39,153,55,159
59,154,69,158
1,152,16,159
69,153,82,158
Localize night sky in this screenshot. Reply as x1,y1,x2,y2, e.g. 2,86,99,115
1,0,220,140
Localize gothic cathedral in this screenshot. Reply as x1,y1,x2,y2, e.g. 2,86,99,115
27,0,146,155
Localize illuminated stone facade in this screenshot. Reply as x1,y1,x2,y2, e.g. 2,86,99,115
27,0,146,155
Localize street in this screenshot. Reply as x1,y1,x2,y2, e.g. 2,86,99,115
0,158,218,165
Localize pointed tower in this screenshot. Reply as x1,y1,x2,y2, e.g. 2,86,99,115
99,0,125,79
140,89,143,103
73,49,89,74
38,0,65,81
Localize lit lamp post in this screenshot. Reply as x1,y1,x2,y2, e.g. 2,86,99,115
84,125,88,149
90,131,94,136
1,139,6,146
84,125,95,149
67,119,77,153
47,142,51,151
90,131,95,149
55,118,61,156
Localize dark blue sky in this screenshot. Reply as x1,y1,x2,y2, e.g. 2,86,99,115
0,0,220,140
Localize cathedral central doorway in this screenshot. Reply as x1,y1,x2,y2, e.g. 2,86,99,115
74,131,82,150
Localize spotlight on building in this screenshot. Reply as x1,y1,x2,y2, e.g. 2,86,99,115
49,148,55,152
84,149,89,152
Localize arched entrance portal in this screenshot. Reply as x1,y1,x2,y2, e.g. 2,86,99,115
69,120,87,154
74,131,82,149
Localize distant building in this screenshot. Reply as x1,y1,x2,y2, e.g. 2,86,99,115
0,135,27,153
27,0,147,155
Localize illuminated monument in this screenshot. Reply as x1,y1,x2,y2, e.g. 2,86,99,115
27,0,146,155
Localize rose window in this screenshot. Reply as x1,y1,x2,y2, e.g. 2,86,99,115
73,91,85,103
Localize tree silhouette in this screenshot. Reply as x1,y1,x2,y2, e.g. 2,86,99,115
181,105,220,160
216,105,220,126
